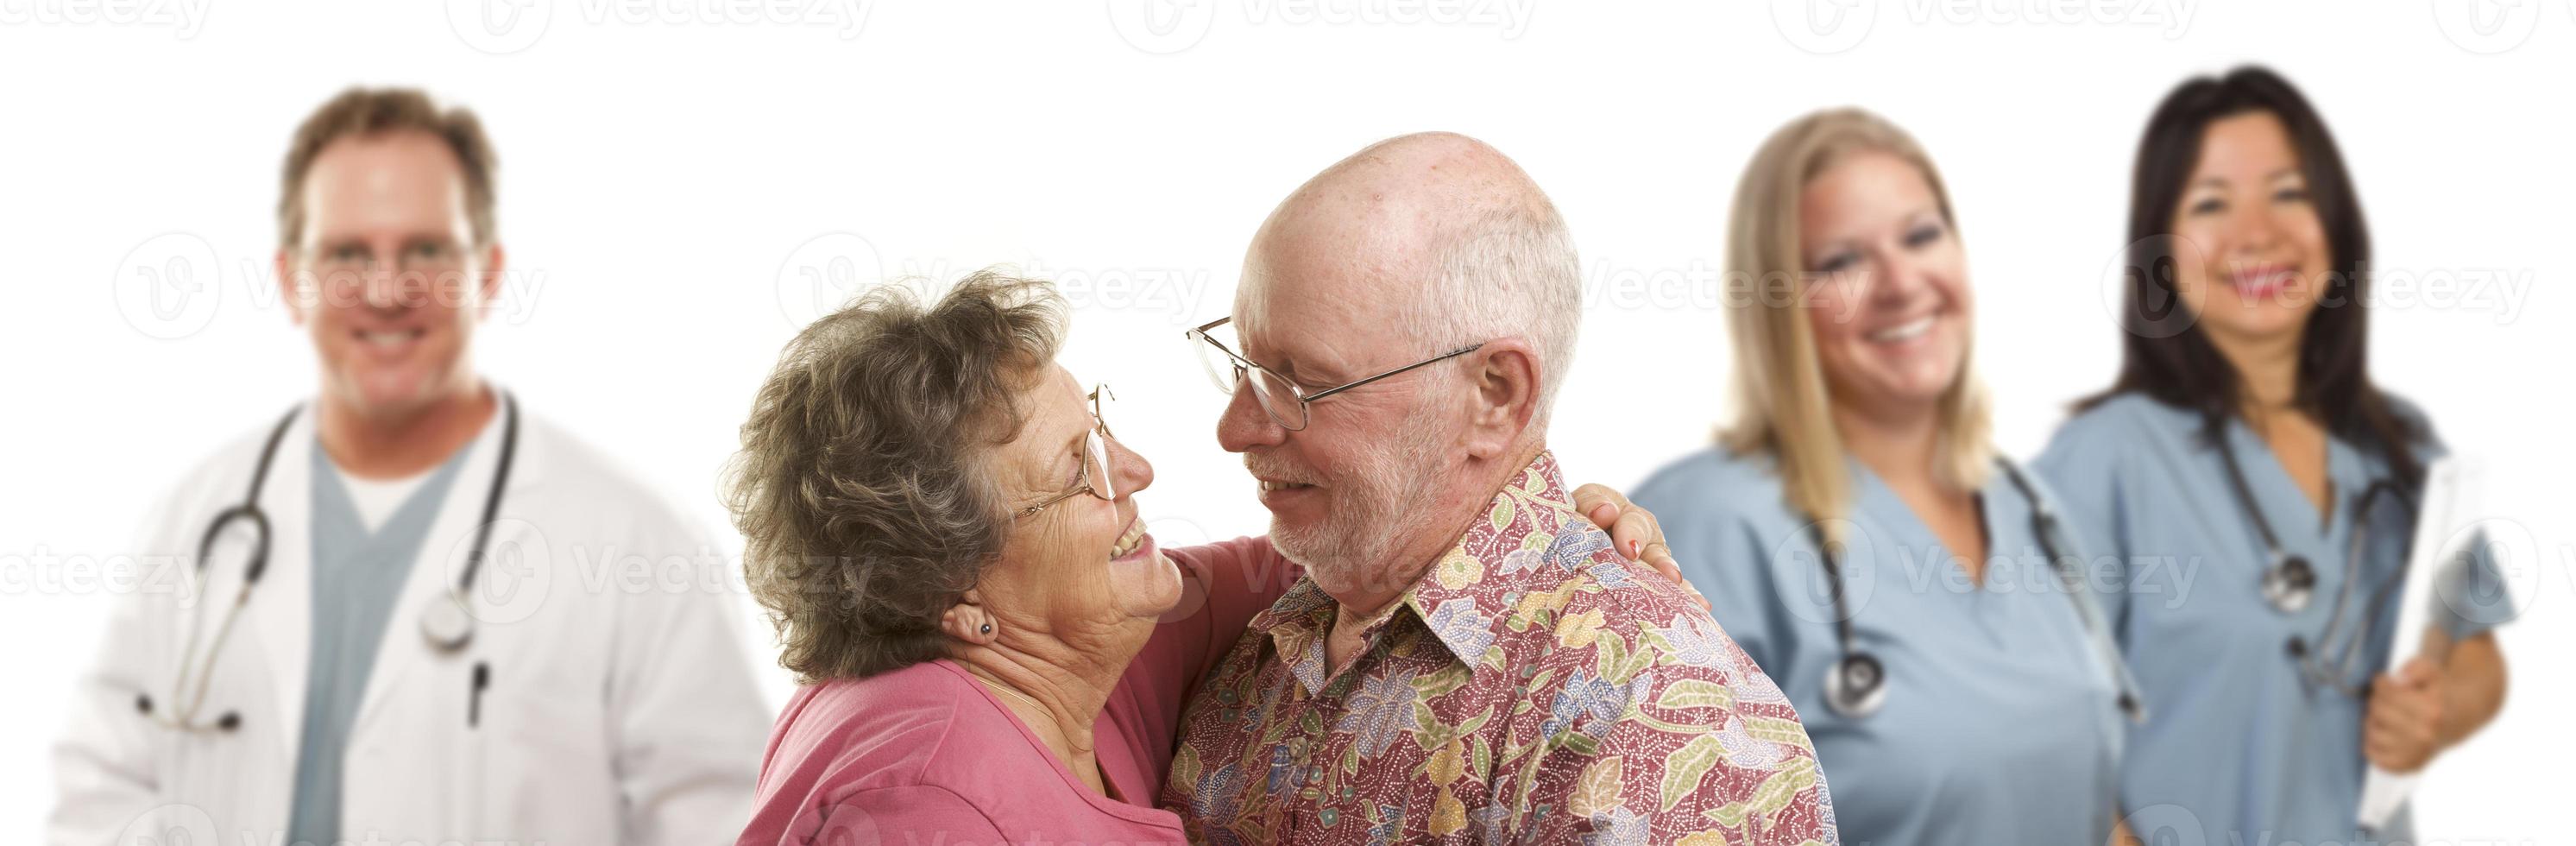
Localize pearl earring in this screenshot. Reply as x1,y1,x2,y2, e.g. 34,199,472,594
980,623,992,634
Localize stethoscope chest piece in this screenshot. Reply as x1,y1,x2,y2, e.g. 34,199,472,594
2259,552,2317,615
420,591,476,653
1823,650,1888,719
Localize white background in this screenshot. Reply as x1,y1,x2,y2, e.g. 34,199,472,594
3,1,2570,842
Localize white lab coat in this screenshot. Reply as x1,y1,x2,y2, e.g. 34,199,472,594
49,399,773,846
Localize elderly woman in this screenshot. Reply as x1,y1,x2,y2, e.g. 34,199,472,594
727,271,1678,843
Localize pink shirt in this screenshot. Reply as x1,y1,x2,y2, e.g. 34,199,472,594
738,536,1295,845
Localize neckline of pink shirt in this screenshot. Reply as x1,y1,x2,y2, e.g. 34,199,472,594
928,659,1175,824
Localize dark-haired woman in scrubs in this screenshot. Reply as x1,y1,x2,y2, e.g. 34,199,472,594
2037,66,2514,845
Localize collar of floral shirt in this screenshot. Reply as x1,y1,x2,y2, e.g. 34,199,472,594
1247,449,1625,696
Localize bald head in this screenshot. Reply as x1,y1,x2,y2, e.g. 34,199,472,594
1239,131,1581,422
1216,132,1583,611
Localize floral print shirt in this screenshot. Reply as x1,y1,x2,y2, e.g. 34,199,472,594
1162,451,1839,844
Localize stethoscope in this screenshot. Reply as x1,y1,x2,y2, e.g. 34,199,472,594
135,393,520,734
2212,435,2419,696
1809,458,2147,724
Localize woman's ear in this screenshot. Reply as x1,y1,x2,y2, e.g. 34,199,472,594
939,590,996,645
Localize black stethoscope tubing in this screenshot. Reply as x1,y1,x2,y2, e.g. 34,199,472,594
135,393,518,733
1808,458,2147,723
2211,432,2420,695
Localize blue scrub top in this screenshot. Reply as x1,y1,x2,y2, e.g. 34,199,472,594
2034,392,2516,845
288,439,471,845
1634,446,2127,846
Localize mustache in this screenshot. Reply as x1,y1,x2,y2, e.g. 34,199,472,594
1243,456,1324,486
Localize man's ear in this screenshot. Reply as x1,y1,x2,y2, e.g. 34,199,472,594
475,242,506,320
274,248,306,327
937,589,995,645
1463,338,1540,460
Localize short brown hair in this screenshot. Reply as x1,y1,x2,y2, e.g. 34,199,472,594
723,271,1068,683
277,87,498,249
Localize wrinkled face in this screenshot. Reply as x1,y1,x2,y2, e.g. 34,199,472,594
1216,260,1463,599
2170,110,2333,349
982,364,1178,631
281,131,496,420
1798,150,1972,413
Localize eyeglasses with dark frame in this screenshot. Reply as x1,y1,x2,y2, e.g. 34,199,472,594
1013,385,1119,520
1184,316,1484,432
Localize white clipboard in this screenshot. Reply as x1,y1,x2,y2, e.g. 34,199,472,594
2355,455,2480,830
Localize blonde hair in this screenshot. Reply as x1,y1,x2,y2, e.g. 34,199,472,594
1717,108,1993,535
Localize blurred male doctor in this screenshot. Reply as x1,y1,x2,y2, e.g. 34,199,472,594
49,87,770,846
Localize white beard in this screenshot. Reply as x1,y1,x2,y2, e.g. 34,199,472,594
1267,401,1456,601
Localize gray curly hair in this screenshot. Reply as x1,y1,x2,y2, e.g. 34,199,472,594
724,270,1067,683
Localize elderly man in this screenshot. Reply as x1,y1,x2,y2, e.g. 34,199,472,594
1162,133,1839,843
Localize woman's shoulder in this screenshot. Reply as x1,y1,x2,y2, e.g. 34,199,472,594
2040,391,2198,470
1633,445,1799,596
769,661,1003,790
2373,389,2449,452
2053,391,2194,440
1634,444,1788,516
748,662,1093,843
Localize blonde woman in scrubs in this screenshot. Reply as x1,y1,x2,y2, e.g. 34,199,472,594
1634,108,2139,845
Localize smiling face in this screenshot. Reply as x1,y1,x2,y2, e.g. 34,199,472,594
979,364,1181,632
2169,110,2334,350
1797,150,1972,414
279,130,499,420
1217,243,1465,601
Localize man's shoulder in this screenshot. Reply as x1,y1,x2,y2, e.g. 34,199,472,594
1514,544,1797,714
1503,518,1712,643
1479,551,1828,839
505,408,727,547
1545,585,1773,685
514,411,674,504
1437,451,1785,705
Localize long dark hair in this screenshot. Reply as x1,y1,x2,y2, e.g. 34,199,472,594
2081,65,2422,486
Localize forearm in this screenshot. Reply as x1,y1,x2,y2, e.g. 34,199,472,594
2436,632,2506,748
